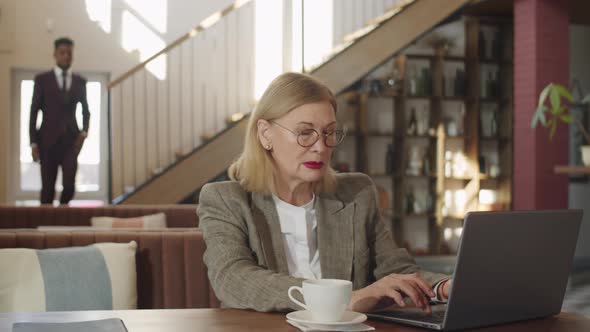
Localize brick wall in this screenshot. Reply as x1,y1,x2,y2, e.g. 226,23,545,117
513,0,569,210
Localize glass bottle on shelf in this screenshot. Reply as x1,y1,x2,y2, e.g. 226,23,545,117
407,146,424,176
425,191,434,213
407,107,417,135
487,71,496,99
478,155,487,174
413,190,424,214
490,110,498,137
407,65,418,96
480,68,488,99
423,146,431,175
490,164,501,178
405,189,416,215
446,117,458,137
480,108,492,138
457,103,466,136
416,105,429,136
416,67,424,96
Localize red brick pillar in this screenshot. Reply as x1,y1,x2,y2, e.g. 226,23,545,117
513,0,570,210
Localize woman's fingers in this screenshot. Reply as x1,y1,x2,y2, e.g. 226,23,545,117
406,280,433,310
390,275,437,310
378,273,443,313
396,281,427,309
397,273,435,298
412,277,436,298
385,288,406,307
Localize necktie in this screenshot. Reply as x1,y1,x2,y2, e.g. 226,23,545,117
61,70,67,92
61,70,69,103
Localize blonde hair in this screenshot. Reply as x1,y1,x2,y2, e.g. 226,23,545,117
228,72,338,194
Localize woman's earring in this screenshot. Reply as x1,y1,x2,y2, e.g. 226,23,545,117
265,144,272,150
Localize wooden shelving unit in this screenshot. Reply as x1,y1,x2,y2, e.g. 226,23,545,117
333,16,513,256
554,166,590,175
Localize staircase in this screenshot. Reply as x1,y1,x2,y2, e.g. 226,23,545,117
109,0,473,204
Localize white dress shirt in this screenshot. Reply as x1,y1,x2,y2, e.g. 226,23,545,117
54,66,72,91
273,194,321,280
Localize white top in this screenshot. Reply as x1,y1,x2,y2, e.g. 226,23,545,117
54,66,72,91
272,194,321,279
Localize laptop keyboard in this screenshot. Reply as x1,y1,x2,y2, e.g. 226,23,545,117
380,309,446,324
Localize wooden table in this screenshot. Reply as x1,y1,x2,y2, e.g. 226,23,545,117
1,309,589,331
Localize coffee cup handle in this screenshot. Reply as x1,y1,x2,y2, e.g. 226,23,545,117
287,286,307,310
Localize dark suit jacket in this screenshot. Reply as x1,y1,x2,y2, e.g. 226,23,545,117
29,70,90,149
197,173,448,312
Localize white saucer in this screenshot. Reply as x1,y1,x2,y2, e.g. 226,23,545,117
286,310,367,327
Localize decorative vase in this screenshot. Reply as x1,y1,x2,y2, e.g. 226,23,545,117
581,145,590,166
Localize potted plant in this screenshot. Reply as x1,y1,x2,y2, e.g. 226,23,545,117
531,82,590,166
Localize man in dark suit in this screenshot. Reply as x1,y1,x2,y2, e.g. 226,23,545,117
29,37,90,205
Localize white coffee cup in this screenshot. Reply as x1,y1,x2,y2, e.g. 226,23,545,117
288,279,352,322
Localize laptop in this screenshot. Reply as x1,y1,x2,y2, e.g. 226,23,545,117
368,209,583,331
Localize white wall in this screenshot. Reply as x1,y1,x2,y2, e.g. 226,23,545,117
569,24,590,259
0,0,236,202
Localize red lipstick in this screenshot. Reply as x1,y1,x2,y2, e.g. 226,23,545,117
303,161,324,169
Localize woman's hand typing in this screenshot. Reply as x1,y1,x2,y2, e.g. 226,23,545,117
348,273,436,314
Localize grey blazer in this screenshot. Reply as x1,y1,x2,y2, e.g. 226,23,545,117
197,173,448,312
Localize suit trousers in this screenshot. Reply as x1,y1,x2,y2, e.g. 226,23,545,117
39,135,79,204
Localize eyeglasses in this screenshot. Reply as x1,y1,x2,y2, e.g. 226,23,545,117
270,120,346,148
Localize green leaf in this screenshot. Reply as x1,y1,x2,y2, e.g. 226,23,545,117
553,106,566,116
538,106,547,126
549,119,557,139
554,84,574,102
539,106,547,127
560,114,573,123
550,87,560,112
538,84,551,107
531,112,539,128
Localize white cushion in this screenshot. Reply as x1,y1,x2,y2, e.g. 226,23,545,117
0,241,137,312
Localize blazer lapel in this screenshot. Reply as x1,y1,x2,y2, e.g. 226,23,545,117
250,192,290,274
316,194,355,280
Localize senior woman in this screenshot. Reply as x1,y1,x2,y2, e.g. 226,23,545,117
197,72,452,313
